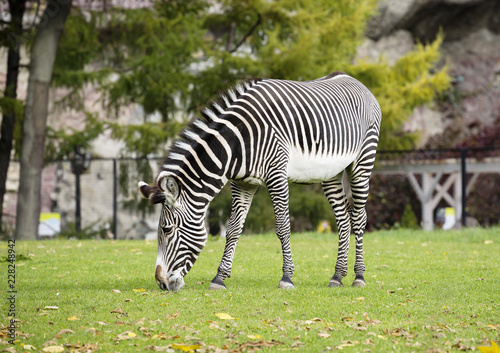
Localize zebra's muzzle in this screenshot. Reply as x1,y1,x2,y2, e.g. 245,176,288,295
156,265,185,291
166,274,185,291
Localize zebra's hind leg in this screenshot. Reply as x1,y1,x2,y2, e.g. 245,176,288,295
322,174,352,288
348,169,372,288
209,181,259,290
266,172,295,289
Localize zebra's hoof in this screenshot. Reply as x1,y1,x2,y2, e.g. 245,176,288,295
328,279,343,287
352,276,366,288
208,282,227,290
208,278,227,290
278,280,295,289
278,275,294,289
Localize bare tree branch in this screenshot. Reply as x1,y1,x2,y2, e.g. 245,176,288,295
228,12,261,53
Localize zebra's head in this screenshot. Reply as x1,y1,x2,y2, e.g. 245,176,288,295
138,172,207,291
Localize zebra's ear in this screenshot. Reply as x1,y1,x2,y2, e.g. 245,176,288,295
138,181,166,205
157,173,181,205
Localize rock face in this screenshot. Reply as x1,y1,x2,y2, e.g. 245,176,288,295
360,0,500,147
367,0,500,42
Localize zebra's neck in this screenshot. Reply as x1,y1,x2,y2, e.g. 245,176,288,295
161,79,262,205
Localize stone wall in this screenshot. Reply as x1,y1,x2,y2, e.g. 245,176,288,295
359,0,500,147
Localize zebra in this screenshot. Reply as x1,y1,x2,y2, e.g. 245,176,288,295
138,71,382,292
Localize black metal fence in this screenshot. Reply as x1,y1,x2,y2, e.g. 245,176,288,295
2,147,500,238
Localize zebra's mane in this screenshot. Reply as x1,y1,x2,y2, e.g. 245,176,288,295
163,78,262,169
199,78,262,124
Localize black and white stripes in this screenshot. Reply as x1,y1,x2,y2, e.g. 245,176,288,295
139,72,382,291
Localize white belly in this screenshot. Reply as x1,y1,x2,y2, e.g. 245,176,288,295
287,147,356,183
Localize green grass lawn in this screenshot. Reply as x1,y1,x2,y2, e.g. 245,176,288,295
2,228,500,352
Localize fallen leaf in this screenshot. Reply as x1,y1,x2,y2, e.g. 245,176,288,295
166,312,179,320
110,308,124,314
56,328,75,336
1,347,17,353
318,332,331,338
353,326,367,331
236,340,283,351
116,331,138,341
215,313,236,320
44,306,59,310
43,340,58,347
112,289,121,293
43,346,64,353
291,341,304,348
85,327,102,335
362,339,374,345
247,335,262,339
67,316,79,321
133,288,146,292
478,340,500,353
171,343,202,352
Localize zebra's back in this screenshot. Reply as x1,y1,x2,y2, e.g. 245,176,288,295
216,73,381,183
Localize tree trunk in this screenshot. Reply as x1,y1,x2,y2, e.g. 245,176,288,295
0,0,26,232
15,0,72,240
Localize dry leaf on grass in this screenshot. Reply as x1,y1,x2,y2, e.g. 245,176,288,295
112,289,121,293
478,340,500,353
67,316,79,321
215,313,237,320
43,340,58,347
42,346,65,353
110,308,124,314
236,339,283,351
152,333,181,340
166,312,179,320
383,328,417,340
2,347,17,353
171,343,202,352
115,331,138,341
53,328,74,338
247,334,262,339
22,344,37,351
44,306,59,310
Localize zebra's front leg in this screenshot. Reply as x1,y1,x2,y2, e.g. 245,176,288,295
267,173,295,289
209,182,259,290
322,176,352,287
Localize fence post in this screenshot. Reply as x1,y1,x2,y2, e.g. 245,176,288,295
113,158,118,239
460,148,467,227
75,165,81,233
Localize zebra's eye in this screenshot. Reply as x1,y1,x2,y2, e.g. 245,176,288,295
162,225,174,237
